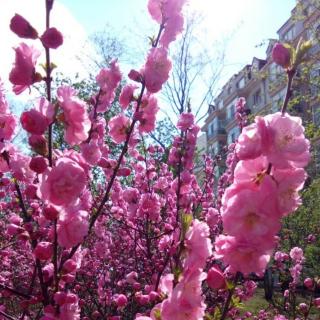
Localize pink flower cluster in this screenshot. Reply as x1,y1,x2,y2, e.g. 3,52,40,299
216,111,310,275
0,80,16,141
9,14,63,94
57,86,91,146
96,60,122,112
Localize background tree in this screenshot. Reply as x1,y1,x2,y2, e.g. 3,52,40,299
162,11,226,123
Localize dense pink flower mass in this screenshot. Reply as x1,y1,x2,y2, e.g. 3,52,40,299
0,1,314,319
144,48,172,93
38,157,87,206
9,43,41,94
57,86,91,145
57,209,89,248
96,60,121,112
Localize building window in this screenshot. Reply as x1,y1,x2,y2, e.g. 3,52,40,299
283,26,295,41
253,89,262,106
227,104,235,120
237,77,245,89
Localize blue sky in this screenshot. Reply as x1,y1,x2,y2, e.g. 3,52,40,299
59,0,296,77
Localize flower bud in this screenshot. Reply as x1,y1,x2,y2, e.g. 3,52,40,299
207,265,226,290
115,294,127,308
304,277,313,289
33,241,53,260
43,205,59,220
10,14,38,39
41,27,63,49
272,43,291,69
29,156,48,174
29,135,48,156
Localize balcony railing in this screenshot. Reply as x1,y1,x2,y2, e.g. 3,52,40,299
207,128,226,138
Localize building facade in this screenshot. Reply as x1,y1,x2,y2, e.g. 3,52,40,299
202,0,320,167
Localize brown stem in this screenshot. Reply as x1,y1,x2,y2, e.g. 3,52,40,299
0,310,17,320
45,0,53,167
220,272,241,320
0,284,31,299
281,69,295,115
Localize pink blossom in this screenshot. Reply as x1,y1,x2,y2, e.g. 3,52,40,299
108,114,131,144
273,167,306,215
35,97,55,123
137,95,159,133
206,208,220,229
274,315,288,320
184,220,212,270
33,242,53,260
289,247,304,262
57,86,91,146
215,235,275,275
40,27,63,49
96,61,121,112
28,134,48,155
29,156,48,174
264,113,310,169
233,156,269,185
160,13,184,48
207,265,226,290
38,157,87,206
10,14,38,39
177,113,195,131
114,294,127,308
0,114,16,140
222,176,281,240
0,79,8,113
128,69,143,82
314,298,320,309
235,117,269,160
161,269,206,320
20,109,49,135
144,48,172,93
9,43,41,94
303,277,313,289
138,193,161,221
81,140,102,165
119,84,138,109
57,209,88,248
148,0,186,23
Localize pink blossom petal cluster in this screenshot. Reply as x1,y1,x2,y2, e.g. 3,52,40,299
217,111,310,275
96,60,122,112
57,86,91,146
38,157,87,207
9,43,41,94
108,114,131,144
144,48,172,93
148,0,186,48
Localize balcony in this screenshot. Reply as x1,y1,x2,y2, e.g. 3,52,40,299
207,128,227,143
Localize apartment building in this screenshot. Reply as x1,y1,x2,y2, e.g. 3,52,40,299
202,0,320,164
